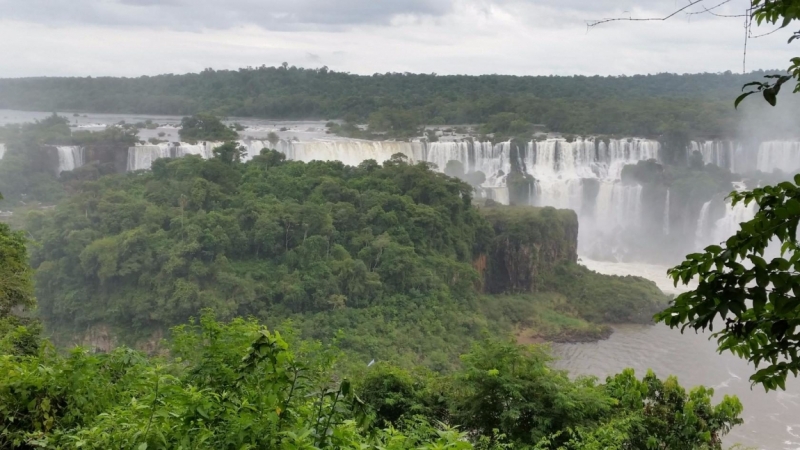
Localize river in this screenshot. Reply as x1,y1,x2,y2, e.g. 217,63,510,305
558,258,800,450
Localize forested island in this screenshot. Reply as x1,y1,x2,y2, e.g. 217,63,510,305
0,114,747,448
1,66,796,140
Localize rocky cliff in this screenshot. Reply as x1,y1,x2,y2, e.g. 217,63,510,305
478,205,578,294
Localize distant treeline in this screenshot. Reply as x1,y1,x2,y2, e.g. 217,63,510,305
0,65,786,137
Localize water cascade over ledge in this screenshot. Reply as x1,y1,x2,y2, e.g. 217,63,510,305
56,146,85,174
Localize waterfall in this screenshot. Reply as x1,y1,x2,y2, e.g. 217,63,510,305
128,139,425,171
56,146,84,174
689,140,737,171
680,139,800,174
128,144,173,171
695,200,712,249
282,140,426,166
124,135,669,260
756,141,800,174
712,199,757,245
127,140,268,171
524,138,658,182
522,138,658,255
127,139,514,201
0,144,6,160
663,190,670,236
594,182,643,231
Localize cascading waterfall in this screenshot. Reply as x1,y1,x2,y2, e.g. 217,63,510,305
129,136,757,261
520,138,658,257
129,138,517,200
695,200,712,249
663,190,670,236
0,144,6,160
282,140,426,166
523,138,659,181
127,139,512,189
756,141,800,174
523,138,658,213
128,140,419,171
685,139,800,175
56,146,84,174
127,140,272,171
594,182,643,230
689,141,738,172
711,199,757,246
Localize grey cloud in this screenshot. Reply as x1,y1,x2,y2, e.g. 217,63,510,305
0,0,454,30
0,0,750,32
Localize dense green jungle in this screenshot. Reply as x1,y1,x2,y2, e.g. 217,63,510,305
3,67,800,141
0,112,751,449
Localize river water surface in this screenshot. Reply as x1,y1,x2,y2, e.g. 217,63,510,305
557,258,800,450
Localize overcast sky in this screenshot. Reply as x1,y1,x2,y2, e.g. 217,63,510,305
0,0,795,78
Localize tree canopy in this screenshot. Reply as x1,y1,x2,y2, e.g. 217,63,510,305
0,69,791,138
0,311,743,449
179,113,239,143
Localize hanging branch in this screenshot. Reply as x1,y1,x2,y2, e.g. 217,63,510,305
586,0,709,27
687,0,748,18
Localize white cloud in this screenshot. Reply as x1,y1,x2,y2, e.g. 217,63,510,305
0,0,793,78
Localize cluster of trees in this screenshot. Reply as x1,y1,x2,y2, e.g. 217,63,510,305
0,310,744,449
0,68,787,138
178,113,240,143
23,142,666,366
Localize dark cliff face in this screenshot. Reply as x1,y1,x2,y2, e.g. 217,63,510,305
42,146,62,175
85,143,129,173
477,205,578,294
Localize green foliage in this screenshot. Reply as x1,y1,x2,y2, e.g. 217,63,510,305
657,178,800,390
26,150,668,367
0,68,784,137
543,263,668,324
178,114,239,143
0,314,743,449
368,108,421,138
0,313,480,449
0,221,35,317
737,1,800,107
452,338,612,445
478,112,533,141
358,338,742,449
554,368,743,450
211,141,247,164
481,205,579,293
29,152,488,340
0,194,40,356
